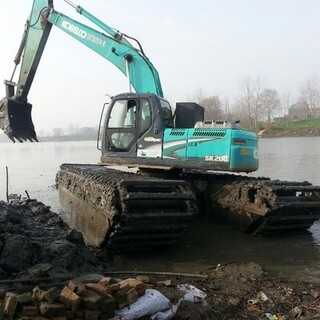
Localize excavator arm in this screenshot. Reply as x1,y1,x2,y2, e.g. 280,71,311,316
0,0,163,142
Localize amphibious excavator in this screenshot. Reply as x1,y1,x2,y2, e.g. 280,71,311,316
1,0,320,252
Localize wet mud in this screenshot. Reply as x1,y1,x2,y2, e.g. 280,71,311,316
0,198,108,280
2,198,320,319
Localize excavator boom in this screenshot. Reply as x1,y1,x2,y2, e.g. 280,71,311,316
0,0,162,142
0,0,53,142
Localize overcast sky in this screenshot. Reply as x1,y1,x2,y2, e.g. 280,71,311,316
0,0,319,133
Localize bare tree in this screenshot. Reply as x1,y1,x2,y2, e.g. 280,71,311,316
260,88,281,122
236,77,264,129
52,127,64,137
280,92,291,117
222,96,232,121
199,95,223,120
299,75,320,118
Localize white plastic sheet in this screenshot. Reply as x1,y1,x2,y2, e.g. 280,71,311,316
114,284,207,320
114,289,171,320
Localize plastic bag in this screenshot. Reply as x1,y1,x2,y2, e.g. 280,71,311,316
114,289,171,320
115,284,208,320
177,283,207,303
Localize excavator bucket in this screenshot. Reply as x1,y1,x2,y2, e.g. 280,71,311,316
0,97,37,142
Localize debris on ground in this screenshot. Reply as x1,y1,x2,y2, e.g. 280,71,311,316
1,198,320,319
0,275,212,320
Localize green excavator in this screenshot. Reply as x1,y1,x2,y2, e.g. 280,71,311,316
1,0,320,252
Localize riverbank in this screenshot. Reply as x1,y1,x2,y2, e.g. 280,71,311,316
259,127,320,138
258,118,320,138
1,199,320,319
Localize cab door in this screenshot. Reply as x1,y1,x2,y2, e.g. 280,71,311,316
105,98,138,157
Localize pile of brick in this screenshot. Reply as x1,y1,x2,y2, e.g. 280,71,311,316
0,276,177,320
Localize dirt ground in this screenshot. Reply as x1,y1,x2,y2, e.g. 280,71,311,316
1,199,320,319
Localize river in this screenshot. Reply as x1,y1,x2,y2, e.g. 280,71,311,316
1,136,320,281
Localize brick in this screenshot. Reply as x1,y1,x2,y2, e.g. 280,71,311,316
17,293,33,305
65,310,75,319
135,275,150,283
81,290,104,310
22,305,39,316
20,316,49,320
148,278,158,285
59,286,81,312
68,279,86,296
84,309,100,320
106,283,120,293
32,287,46,302
119,279,142,289
100,310,116,320
39,302,66,317
75,308,84,318
101,277,118,286
99,295,117,314
112,284,130,298
119,279,148,296
112,285,137,309
51,317,67,320
3,294,18,320
156,279,177,287
126,288,138,305
85,283,112,297
135,283,152,297
44,287,60,303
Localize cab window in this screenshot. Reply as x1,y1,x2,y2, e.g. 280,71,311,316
139,99,152,136
108,99,136,128
160,99,174,127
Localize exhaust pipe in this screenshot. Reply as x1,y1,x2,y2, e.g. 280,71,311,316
0,97,38,142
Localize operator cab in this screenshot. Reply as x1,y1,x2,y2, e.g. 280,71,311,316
102,93,173,158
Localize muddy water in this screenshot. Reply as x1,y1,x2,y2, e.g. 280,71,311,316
1,137,320,281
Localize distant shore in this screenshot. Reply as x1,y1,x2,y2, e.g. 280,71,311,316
258,128,320,138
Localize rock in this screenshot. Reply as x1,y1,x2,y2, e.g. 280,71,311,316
39,302,66,317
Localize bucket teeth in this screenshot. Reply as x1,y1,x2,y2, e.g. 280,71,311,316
0,97,38,142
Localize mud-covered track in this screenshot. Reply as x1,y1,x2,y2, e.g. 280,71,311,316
56,164,197,252
194,173,320,235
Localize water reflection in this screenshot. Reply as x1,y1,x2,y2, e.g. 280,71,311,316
109,216,320,282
